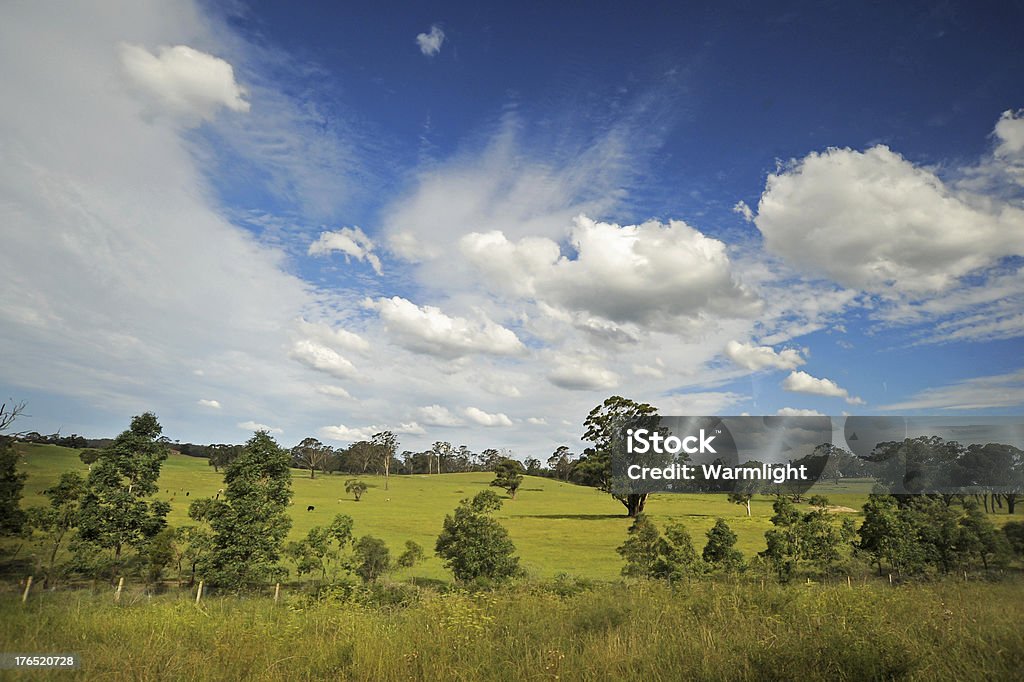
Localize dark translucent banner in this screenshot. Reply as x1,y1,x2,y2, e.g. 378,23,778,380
610,416,1024,495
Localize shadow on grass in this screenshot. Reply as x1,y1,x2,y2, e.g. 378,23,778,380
516,513,626,520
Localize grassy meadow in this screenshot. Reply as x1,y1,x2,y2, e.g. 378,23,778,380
11,442,880,581
6,442,1024,681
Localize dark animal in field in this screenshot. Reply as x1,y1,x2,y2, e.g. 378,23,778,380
186,492,190,496
306,505,315,511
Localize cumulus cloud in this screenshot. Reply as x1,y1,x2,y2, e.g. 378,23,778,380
879,369,1024,410
464,407,513,427
994,109,1024,158
120,43,249,124
368,296,525,358
526,417,547,425
320,420,423,443
416,25,446,56
417,404,464,427
776,407,825,417
288,340,357,379
783,371,864,405
724,340,804,371
197,398,221,409
755,145,1024,296
548,359,620,391
461,215,760,331
296,319,370,354
238,420,283,434
732,200,754,222
307,226,382,275
316,385,352,400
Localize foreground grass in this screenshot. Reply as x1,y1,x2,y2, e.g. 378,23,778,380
2,579,1022,680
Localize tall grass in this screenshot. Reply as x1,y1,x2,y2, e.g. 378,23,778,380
2,578,1022,680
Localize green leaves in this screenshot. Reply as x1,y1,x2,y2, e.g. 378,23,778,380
436,491,520,583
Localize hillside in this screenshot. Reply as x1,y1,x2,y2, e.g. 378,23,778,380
12,442,882,581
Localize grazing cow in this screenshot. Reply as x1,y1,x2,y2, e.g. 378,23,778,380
306,505,315,511
186,492,190,497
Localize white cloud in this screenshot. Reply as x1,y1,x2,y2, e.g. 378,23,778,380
776,407,825,417
319,423,377,443
416,25,446,57
319,420,424,443
417,404,464,427
783,371,864,405
732,200,754,222
994,109,1024,158
526,417,547,425
724,340,804,371
316,385,352,400
120,43,249,124
461,215,760,331
464,407,514,427
288,340,357,379
755,144,1024,296
368,296,526,358
659,391,746,415
878,369,1024,410
296,319,370,354
238,420,283,434
197,398,221,409
548,359,620,391
308,226,382,275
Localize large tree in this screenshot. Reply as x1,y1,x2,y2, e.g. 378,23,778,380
490,458,524,499
292,437,331,479
576,396,659,517
190,431,293,590
372,431,398,490
77,413,171,560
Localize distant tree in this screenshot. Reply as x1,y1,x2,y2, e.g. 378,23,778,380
728,491,753,517
372,431,398,490
576,396,660,517
524,458,542,476
77,413,171,561
435,490,520,582
703,518,744,572
547,446,574,481
78,448,101,471
397,540,425,568
345,440,378,474
478,448,502,471
207,444,242,473
353,535,391,582
25,471,85,584
490,458,525,498
173,525,213,587
292,437,331,479
345,479,368,502
431,441,452,474
190,431,293,590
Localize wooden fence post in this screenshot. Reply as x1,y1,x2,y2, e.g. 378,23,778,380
195,580,204,605
115,577,124,603
21,576,33,604
274,582,280,603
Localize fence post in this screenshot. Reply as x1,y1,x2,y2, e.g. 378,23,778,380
888,574,892,585
21,576,33,604
274,582,280,603
847,575,852,589
195,580,204,605
115,577,124,603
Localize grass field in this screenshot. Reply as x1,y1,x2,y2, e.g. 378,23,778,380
2,579,1023,680
11,442,886,581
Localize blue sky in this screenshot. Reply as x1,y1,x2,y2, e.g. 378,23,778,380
1,1,1022,458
